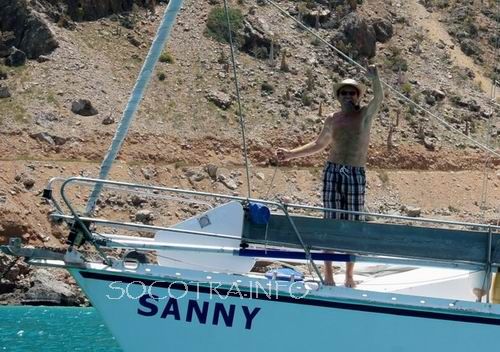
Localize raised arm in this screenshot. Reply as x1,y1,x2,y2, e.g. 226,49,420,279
277,116,334,161
363,65,384,124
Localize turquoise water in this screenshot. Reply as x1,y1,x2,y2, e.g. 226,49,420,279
0,306,122,351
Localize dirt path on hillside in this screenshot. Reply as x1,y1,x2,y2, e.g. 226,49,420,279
407,0,494,93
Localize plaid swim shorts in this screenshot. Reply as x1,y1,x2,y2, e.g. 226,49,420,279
322,161,366,220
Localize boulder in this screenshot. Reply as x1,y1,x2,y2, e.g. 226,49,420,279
135,209,154,224
127,33,142,47
431,89,446,101
7,1,144,27
0,281,16,294
65,0,141,21
71,99,98,116
450,95,469,108
29,132,55,145
5,47,26,67
36,55,50,63
425,94,436,106
0,85,11,99
403,206,422,217
205,91,232,110
482,110,493,119
0,254,29,284
22,268,82,306
0,31,16,57
34,111,59,127
52,135,68,146
423,137,436,151
460,39,482,57
22,177,35,189
255,172,265,180
422,88,444,105
218,174,238,190
466,99,481,112
104,193,125,207
205,164,218,180
189,173,206,183
29,132,67,146
372,18,393,43
185,169,205,183
141,167,157,180
0,214,31,241
19,15,59,59
240,16,280,60
130,194,147,206
489,34,499,48
335,13,377,58
102,114,115,125
0,0,59,59
300,7,332,28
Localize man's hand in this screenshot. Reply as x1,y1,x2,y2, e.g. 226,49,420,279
366,64,379,80
276,148,292,162
363,64,384,123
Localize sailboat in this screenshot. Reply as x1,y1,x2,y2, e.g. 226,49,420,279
2,1,500,351
4,177,500,351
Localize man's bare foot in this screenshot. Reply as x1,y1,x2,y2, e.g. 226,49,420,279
324,278,336,286
344,276,356,288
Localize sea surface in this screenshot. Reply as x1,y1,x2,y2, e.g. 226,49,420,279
0,306,122,352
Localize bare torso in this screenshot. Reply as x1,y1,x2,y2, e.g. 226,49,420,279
327,108,372,167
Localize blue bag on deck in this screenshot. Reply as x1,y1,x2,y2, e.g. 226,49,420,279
248,202,271,225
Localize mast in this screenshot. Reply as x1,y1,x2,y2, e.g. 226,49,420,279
85,0,184,215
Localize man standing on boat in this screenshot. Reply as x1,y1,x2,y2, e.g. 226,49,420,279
276,65,384,287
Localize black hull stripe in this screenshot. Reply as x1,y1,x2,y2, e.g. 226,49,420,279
79,271,500,326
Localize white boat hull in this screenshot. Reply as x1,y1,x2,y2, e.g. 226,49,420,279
69,266,500,352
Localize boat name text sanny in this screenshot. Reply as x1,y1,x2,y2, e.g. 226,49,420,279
137,294,262,330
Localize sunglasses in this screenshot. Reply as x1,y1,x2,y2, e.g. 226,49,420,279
340,91,358,96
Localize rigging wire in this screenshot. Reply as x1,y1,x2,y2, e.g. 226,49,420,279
263,0,500,158
479,0,499,218
223,0,252,199
264,165,279,199
360,269,485,287
262,147,293,201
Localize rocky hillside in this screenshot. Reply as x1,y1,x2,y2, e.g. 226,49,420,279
0,0,499,304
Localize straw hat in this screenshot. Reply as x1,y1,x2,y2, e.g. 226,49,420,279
333,79,365,98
